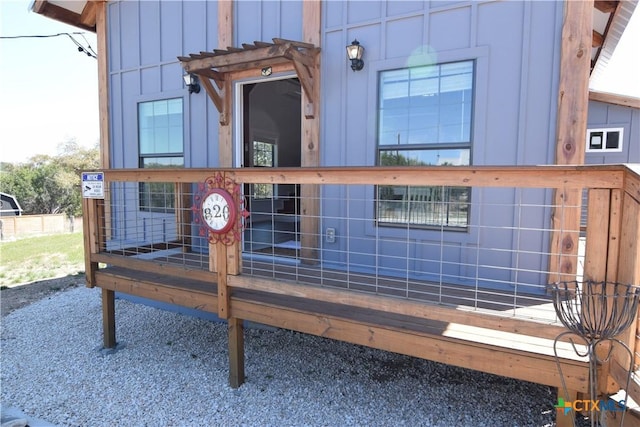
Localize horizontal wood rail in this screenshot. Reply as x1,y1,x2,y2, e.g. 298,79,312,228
99,165,627,189
81,164,640,410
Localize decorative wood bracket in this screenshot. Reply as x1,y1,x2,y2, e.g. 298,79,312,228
178,38,320,122
285,46,319,118
198,72,229,125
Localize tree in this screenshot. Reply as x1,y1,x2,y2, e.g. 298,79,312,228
0,139,99,216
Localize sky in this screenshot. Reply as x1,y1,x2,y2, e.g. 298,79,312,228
0,0,99,164
0,0,638,165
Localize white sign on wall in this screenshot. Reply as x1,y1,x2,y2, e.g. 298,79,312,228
82,172,104,199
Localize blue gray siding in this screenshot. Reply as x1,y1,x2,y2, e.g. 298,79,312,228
105,1,566,292
319,1,563,292
586,100,640,164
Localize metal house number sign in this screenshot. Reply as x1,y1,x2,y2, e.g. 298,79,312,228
201,188,236,234
193,173,247,245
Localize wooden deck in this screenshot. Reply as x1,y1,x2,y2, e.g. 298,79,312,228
82,165,640,427
93,259,590,394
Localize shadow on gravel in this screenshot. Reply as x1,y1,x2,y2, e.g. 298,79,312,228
0,274,85,317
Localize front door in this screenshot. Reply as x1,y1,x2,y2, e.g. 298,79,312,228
240,77,301,257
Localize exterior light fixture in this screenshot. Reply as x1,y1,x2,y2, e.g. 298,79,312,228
346,39,364,71
183,73,200,94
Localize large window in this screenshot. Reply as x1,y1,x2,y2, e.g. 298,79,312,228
138,98,184,212
376,60,473,229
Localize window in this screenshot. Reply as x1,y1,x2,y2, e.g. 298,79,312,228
138,98,184,212
376,60,473,228
252,138,276,199
586,128,623,153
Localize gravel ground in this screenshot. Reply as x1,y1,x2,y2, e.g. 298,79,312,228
1,286,564,426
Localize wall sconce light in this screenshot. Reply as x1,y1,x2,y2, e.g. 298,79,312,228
183,73,200,94
346,39,364,71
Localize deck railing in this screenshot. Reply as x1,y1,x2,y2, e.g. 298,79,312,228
82,164,640,397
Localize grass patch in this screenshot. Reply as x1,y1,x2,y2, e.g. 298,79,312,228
0,233,85,286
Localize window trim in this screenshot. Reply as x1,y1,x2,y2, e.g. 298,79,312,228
373,59,476,230
586,127,624,153
137,96,186,213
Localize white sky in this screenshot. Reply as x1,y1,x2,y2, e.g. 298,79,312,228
0,0,99,164
0,1,638,165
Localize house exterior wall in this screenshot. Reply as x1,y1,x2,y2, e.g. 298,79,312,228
586,100,640,164
104,0,567,292
318,1,563,292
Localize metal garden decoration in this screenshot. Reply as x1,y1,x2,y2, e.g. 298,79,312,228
550,280,640,427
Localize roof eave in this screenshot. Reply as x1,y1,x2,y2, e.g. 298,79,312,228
30,0,97,33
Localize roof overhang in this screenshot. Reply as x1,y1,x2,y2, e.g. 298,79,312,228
589,90,640,109
30,0,97,32
591,0,638,77
179,38,320,123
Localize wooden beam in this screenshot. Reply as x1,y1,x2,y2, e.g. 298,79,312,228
101,288,116,349
92,253,218,284
216,242,230,319
554,0,592,165
229,298,589,392
594,1,618,13
218,1,233,52
556,389,578,427
31,0,96,32
228,317,245,388
101,165,627,189
592,29,604,48
549,0,593,282
80,1,98,27
228,274,570,340
200,76,226,123
82,198,99,287
589,90,640,109
96,1,110,169
584,189,611,282
183,44,290,74
300,0,322,264
95,271,218,312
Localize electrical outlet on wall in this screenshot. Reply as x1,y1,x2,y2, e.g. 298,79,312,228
326,228,336,243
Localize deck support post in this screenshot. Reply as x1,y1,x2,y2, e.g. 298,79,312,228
228,317,245,388
101,288,116,349
556,388,577,427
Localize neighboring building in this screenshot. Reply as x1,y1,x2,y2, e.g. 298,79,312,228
0,192,22,217
586,91,640,165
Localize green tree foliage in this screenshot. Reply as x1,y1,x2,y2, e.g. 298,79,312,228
0,139,99,216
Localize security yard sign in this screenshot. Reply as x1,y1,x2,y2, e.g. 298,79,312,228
82,172,104,199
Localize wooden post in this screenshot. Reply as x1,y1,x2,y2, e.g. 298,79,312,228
556,388,577,427
102,288,116,349
584,189,619,395
228,317,245,388
548,0,592,283
82,198,101,287
300,0,321,264
216,241,229,319
175,182,192,249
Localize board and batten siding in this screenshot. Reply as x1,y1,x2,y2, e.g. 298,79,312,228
319,1,564,292
586,100,640,164
104,0,567,292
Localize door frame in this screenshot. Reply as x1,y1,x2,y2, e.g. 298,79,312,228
233,73,299,169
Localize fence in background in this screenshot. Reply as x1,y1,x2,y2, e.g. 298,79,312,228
0,214,83,240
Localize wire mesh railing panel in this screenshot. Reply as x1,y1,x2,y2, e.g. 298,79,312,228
92,172,597,324
100,181,210,270
238,181,586,323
